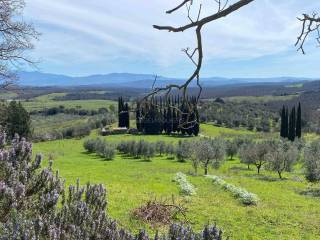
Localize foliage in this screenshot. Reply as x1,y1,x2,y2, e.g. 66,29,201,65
136,96,199,136
280,103,302,141
304,140,320,182
192,138,226,175
5,101,32,140
32,128,320,239
32,114,115,142
83,138,97,153
266,140,299,179
117,140,157,160
118,97,130,128
206,175,259,206
176,140,193,162
173,172,196,196
239,141,274,174
0,130,223,239
83,138,116,160
199,100,278,132
226,140,238,160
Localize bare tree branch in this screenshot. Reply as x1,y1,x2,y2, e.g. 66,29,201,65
0,0,39,88
139,0,254,130
296,13,320,54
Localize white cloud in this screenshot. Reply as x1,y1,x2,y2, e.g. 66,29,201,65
23,0,320,76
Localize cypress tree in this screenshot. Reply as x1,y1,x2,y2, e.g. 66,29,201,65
296,102,302,138
285,107,289,138
136,102,142,132
280,105,286,138
288,106,296,142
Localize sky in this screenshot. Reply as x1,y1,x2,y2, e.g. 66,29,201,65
23,0,320,78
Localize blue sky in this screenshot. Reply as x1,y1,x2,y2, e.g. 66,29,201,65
24,0,320,78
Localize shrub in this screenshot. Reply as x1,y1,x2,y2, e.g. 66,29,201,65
84,138,116,160
206,175,259,205
83,139,97,153
304,140,320,182
156,140,166,156
102,144,116,160
173,172,196,196
176,140,192,162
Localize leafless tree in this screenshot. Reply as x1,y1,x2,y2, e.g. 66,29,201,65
296,13,320,54
137,0,255,130
151,0,254,101
0,0,39,88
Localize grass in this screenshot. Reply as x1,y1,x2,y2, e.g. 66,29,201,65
21,92,116,111
32,124,320,239
31,113,90,135
225,95,299,103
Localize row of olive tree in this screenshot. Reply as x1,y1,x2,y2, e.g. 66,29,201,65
0,131,224,239
84,138,116,160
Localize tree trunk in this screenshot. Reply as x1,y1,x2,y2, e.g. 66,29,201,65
247,164,250,170
257,165,261,174
278,171,282,179
204,164,208,175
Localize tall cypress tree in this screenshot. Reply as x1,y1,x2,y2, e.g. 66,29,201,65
136,102,142,132
280,105,286,138
285,107,289,138
288,106,296,142
296,102,302,138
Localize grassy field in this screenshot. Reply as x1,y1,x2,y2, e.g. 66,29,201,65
21,93,116,111
33,124,320,240
225,95,299,103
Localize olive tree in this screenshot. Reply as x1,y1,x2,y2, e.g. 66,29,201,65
266,140,299,179
239,143,256,170
226,140,238,160
304,140,320,182
193,138,225,175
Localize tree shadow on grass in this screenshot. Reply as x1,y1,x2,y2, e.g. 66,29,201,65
229,166,253,172
244,174,286,182
137,159,152,163
299,188,320,197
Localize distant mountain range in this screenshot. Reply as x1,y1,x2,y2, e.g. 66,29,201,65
16,71,314,88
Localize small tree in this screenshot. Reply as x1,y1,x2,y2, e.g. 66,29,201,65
226,140,238,160
304,140,320,182
254,141,273,174
83,139,96,153
156,141,166,156
6,101,32,139
176,140,192,162
267,140,299,179
239,143,257,170
194,138,225,175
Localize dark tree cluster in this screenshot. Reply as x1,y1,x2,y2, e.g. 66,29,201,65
118,97,130,128
280,103,302,141
0,101,31,139
136,96,200,136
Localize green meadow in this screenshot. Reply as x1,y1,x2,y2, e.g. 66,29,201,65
21,92,116,111
33,124,320,240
